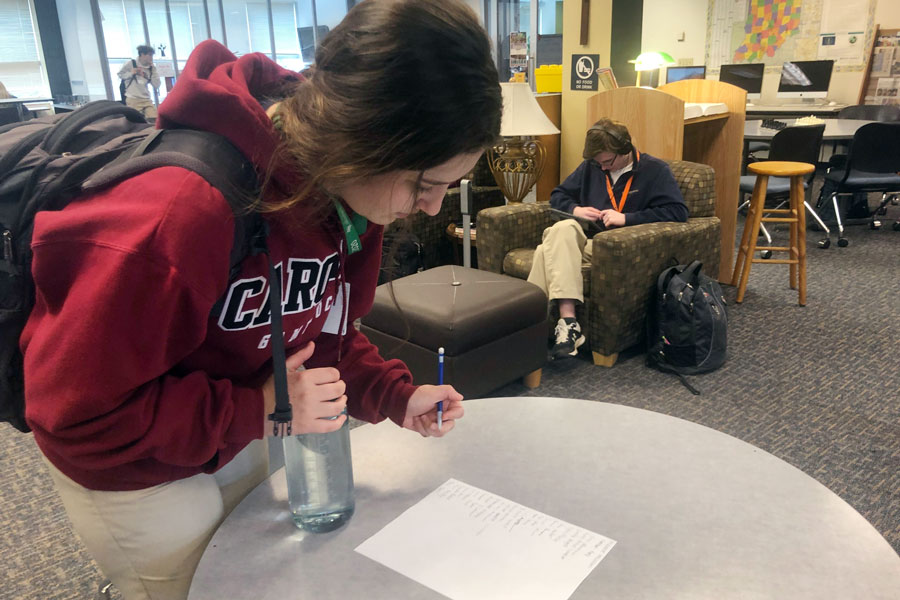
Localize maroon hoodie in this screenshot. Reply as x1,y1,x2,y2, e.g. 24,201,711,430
21,40,416,491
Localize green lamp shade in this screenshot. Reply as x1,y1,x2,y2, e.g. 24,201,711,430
630,51,675,71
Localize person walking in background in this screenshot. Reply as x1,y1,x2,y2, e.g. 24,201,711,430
23,1,500,599
117,44,160,120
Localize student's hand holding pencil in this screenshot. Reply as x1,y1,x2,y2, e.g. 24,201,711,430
402,385,464,437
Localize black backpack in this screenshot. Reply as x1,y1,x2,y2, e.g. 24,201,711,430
646,260,727,394
119,59,137,104
0,100,273,432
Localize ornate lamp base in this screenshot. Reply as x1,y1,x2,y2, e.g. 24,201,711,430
487,137,547,204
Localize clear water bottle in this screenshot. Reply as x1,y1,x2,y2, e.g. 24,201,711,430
282,413,355,533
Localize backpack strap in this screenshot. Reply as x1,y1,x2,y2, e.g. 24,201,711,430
0,127,52,177
42,101,145,154
84,127,293,434
682,260,703,287
84,128,263,279
657,264,679,298
84,129,258,213
265,248,292,436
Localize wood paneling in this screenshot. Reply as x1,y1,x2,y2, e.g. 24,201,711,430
536,93,562,202
585,87,684,159
660,79,746,282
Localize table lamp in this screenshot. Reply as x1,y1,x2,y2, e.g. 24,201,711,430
630,51,675,87
487,82,560,204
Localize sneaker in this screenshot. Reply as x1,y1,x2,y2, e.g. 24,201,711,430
550,318,585,360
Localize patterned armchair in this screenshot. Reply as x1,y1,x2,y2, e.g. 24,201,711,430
476,159,721,367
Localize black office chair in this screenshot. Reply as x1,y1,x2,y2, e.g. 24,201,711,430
828,104,900,165
739,123,831,252
0,106,20,126
817,122,900,246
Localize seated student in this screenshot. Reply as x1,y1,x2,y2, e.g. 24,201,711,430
528,118,689,360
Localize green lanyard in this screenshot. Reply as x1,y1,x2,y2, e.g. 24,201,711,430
331,199,367,255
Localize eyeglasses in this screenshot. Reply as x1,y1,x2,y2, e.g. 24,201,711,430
594,154,619,169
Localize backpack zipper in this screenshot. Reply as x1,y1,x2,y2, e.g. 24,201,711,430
3,230,13,262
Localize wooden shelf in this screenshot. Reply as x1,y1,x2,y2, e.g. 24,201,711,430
684,112,730,125
535,93,562,202
586,81,747,283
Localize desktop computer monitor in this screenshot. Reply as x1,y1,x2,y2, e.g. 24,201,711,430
665,65,706,84
718,63,764,100
777,60,834,99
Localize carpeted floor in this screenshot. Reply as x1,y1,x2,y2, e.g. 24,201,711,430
2,202,898,599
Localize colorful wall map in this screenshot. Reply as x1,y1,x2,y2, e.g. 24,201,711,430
733,0,802,62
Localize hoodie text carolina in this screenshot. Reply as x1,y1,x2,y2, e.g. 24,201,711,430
21,40,417,491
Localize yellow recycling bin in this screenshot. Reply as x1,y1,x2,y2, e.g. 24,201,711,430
535,64,562,93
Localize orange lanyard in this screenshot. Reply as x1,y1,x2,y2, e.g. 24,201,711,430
604,150,639,213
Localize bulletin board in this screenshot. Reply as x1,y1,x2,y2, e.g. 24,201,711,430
705,0,876,73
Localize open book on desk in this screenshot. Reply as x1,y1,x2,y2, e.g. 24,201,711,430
684,102,728,120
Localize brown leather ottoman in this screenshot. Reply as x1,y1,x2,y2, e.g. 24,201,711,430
360,265,548,398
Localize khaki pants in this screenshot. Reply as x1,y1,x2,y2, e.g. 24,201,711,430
527,219,593,303
126,95,158,120
43,439,269,600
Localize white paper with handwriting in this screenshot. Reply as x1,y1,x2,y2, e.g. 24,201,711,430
355,478,616,600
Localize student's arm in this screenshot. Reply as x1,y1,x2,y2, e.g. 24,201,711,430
549,161,589,213
116,60,134,81
23,170,264,480
303,226,417,428
623,164,689,226
149,65,160,90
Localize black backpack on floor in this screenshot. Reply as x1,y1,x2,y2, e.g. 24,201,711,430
0,100,265,432
646,260,727,394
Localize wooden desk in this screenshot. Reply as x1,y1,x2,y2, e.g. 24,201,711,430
52,103,79,113
536,93,561,202
189,397,900,600
746,104,847,119
0,97,53,121
744,119,875,141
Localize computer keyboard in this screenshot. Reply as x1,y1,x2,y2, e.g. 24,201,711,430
761,118,788,131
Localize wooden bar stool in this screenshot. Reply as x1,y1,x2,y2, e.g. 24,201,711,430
731,161,815,306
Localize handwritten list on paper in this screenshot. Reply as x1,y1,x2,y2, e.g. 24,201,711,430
354,478,616,600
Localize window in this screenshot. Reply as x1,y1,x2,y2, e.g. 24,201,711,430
0,0,49,97
57,0,350,105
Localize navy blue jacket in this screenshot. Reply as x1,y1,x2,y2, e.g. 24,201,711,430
550,152,688,226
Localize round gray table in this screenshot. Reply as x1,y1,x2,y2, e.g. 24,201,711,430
188,397,900,599
744,118,874,141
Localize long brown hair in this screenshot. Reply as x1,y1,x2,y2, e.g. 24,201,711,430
262,0,501,215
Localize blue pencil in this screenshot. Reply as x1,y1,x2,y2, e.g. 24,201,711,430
437,347,444,430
